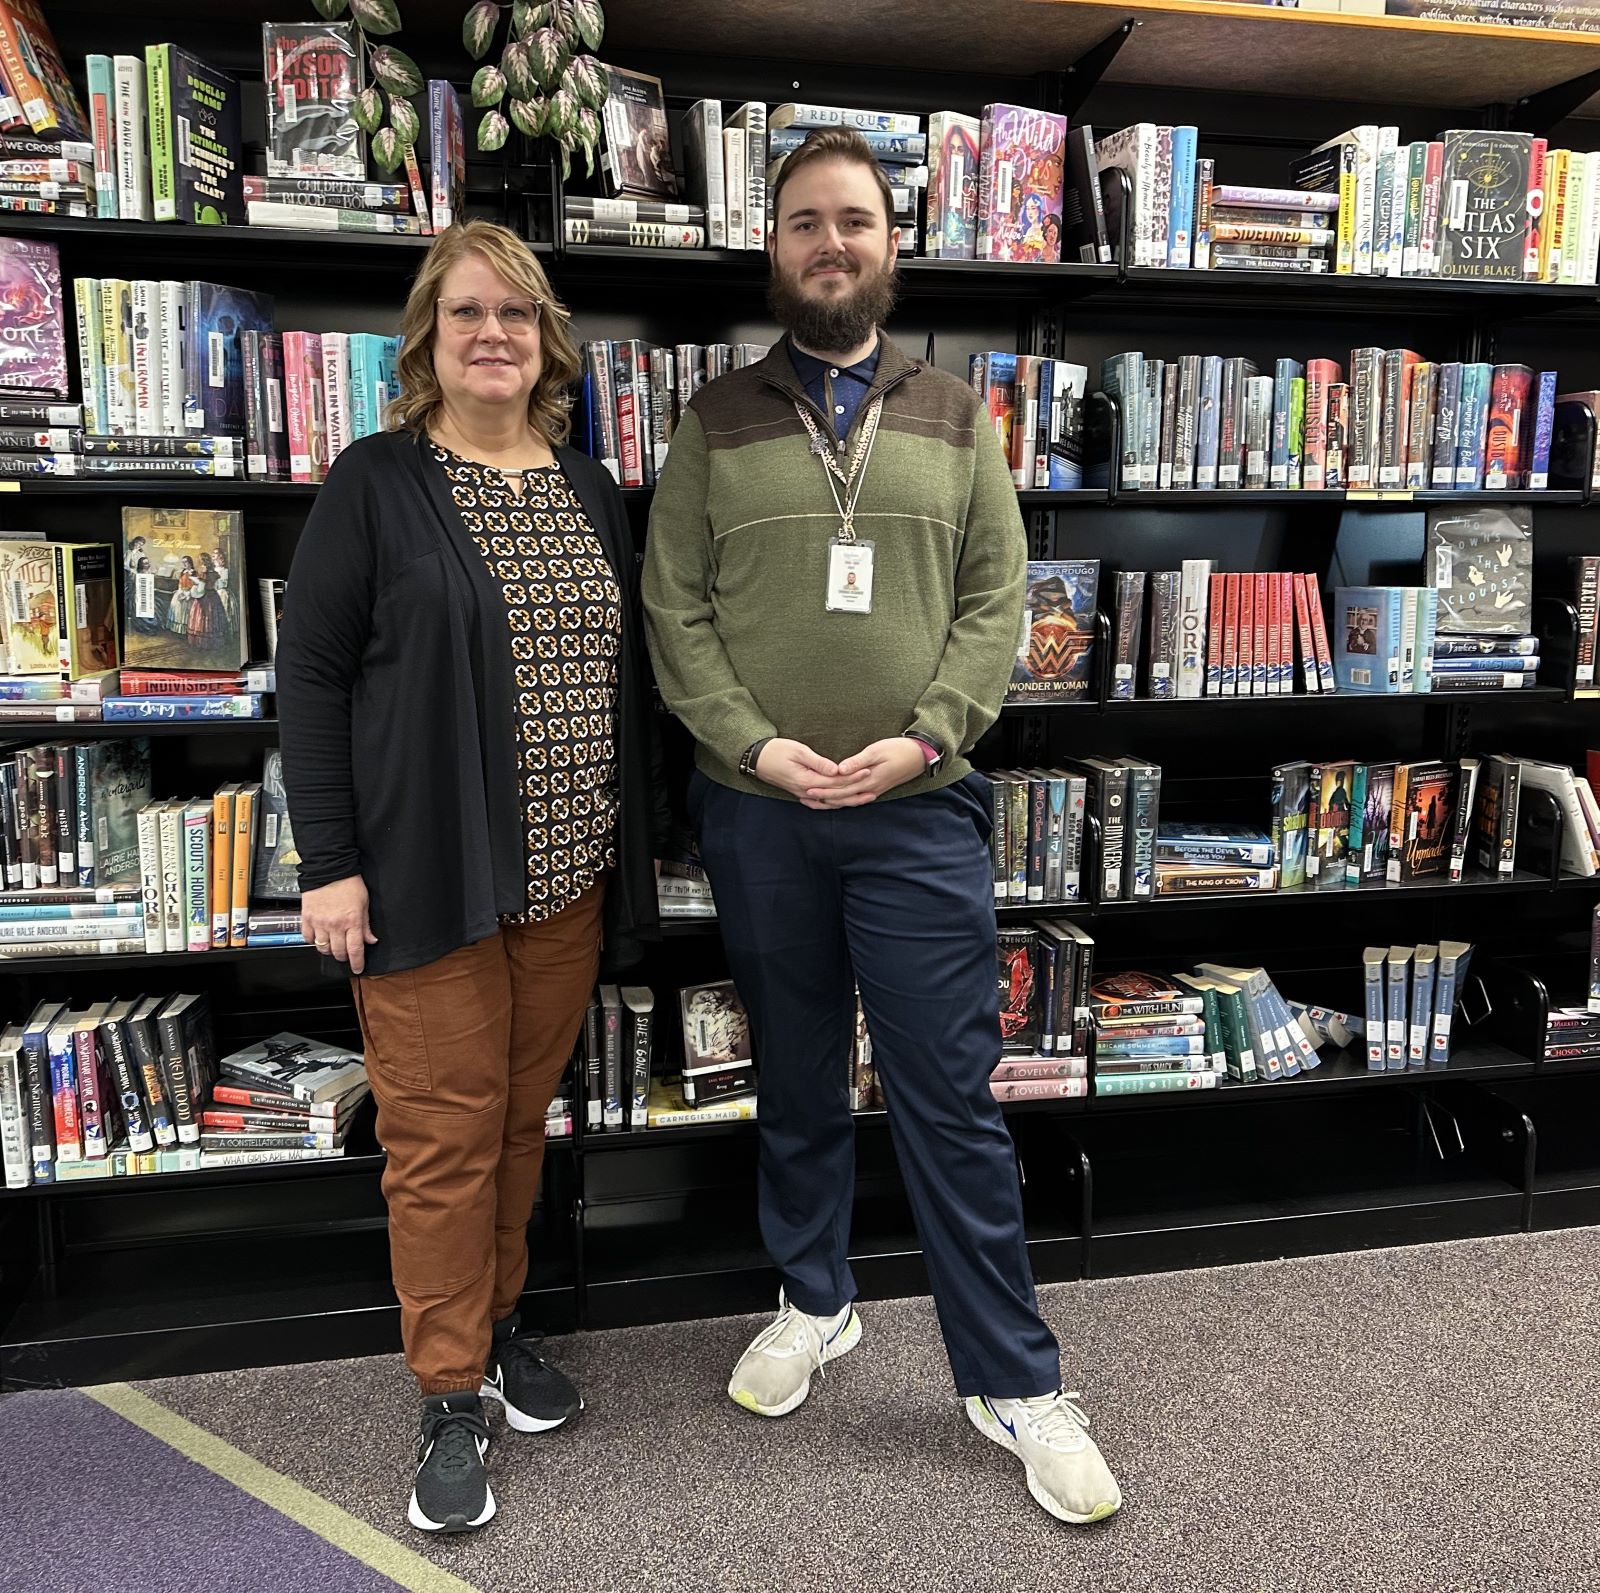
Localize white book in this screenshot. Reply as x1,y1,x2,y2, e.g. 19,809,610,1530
158,798,184,953
73,278,106,435
137,803,163,953
321,332,350,466
1176,558,1213,700
1373,148,1394,275
129,280,162,436
1574,774,1600,857
1354,124,1383,276
681,100,727,249
769,103,921,135
0,1024,26,1188
722,125,747,250
100,278,135,436
1399,587,1418,691
727,102,766,250
1576,151,1600,287
158,280,184,435
112,55,152,222
1095,124,1159,269
183,801,210,953
1518,760,1598,877
1386,146,1407,278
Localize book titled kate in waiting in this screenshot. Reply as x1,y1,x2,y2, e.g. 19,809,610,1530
121,507,248,673
1005,559,1099,704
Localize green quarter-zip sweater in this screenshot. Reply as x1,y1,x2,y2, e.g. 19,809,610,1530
642,332,1027,799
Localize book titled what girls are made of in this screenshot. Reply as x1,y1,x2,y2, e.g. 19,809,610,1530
121,507,248,673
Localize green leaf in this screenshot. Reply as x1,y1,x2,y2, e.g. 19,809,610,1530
501,39,533,97
548,86,580,141
529,26,568,91
581,136,596,179
478,109,510,152
513,0,552,38
568,53,607,110
554,2,580,48
349,0,402,33
352,85,384,134
471,64,506,107
559,143,572,183
371,45,424,97
388,94,420,146
372,126,403,171
508,97,542,137
571,0,603,51
311,0,349,18
462,0,500,59
575,103,599,149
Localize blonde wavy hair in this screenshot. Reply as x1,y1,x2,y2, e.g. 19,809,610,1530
386,219,580,445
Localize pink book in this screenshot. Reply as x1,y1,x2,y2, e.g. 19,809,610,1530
976,104,1068,263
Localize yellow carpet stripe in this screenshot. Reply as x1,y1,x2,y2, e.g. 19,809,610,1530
84,1382,481,1593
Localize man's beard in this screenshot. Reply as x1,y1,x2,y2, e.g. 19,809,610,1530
767,253,897,353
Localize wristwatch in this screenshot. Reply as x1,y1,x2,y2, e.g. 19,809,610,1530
905,731,944,775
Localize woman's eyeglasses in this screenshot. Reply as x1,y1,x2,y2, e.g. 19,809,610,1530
435,296,544,334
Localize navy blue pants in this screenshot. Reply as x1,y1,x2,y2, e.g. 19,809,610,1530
689,767,1062,1398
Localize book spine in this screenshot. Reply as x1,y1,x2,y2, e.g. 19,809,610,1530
210,790,232,948
158,801,182,951
1431,363,1461,487
145,46,174,222
112,56,150,221
158,280,184,436
156,1012,199,1142
230,785,253,946
72,278,106,436
137,804,162,952
1530,370,1557,488
86,55,117,218
1204,572,1225,696
183,806,209,952
48,1028,80,1160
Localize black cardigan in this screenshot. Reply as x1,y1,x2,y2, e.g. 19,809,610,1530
276,428,668,978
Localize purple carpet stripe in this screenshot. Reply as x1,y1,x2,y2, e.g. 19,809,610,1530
0,1390,412,1593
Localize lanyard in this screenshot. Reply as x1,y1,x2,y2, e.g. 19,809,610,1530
793,394,884,544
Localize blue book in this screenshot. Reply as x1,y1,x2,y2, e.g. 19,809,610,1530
1385,947,1411,1071
1529,370,1557,489
769,126,926,160
1431,940,1472,1065
0,902,140,922
1155,822,1273,867
1096,1035,1207,1059
1453,362,1493,488
1409,945,1437,1066
347,334,400,442
1195,355,1222,488
101,694,265,721
1362,948,1387,1069
1414,587,1439,694
1430,362,1462,487
1166,125,1198,269
1270,358,1304,487
1431,653,1541,673
1333,587,1405,693
182,281,274,435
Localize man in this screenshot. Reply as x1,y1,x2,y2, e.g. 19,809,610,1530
642,129,1120,1525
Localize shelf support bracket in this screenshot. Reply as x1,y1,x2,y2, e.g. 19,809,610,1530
1507,67,1600,136
1046,20,1136,121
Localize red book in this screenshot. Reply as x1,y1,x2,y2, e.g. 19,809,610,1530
1238,573,1254,698
1206,571,1225,695
1291,573,1319,693
1486,363,1534,489
1525,138,1548,279
1325,383,1350,489
1266,571,1282,696
1252,573,1270,697
1303,359,1340,490
614,341,643,488
119,670,246,695
1222,571,1241,697
1277,572,1296,697
1302,573,1336,692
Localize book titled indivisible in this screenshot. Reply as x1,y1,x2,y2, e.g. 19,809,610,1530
1004,560,1098,704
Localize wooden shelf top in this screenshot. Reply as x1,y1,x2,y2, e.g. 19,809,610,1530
607,0,1600,115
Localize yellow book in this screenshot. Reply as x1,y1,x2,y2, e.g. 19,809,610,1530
98,278,133,433
230,781,259,947
52,542,120,679
1542,149,1569,283
645,1076,758,1129
1337,152,1357,276
211,783,237,948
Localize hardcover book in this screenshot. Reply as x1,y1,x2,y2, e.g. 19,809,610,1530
1426,505,1533,634
252,747,300,901
262,21,365,179
0,236,65,397
977,103,1067,263
52,543,118,678
428,78,466,232
146,45,242,224
182,281,274,437
0,540,57,674
678,980,753,1076
121,506,248,672
1439,130,1532,282
1005,560,1099,704
997,927,1043,1051
600,67,677,200
926,110,980,259
83,738,152,885
1391,762,1457,882
218,1031,365,1104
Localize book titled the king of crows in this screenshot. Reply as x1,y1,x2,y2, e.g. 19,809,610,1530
219,1032,366,1103
1439,130,1532,281
1005,559,1100,704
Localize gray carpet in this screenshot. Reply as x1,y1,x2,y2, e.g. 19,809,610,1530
131,1228,1600,1593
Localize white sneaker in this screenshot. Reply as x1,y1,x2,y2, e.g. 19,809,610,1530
727,1290,861,1417
967,1389,1122,1524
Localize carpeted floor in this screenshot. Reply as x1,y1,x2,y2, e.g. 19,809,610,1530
7,1227,1600,1593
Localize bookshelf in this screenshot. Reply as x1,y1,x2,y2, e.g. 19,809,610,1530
5,0,1600,1388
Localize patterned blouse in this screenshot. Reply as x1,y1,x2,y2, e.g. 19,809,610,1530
433,443,622,923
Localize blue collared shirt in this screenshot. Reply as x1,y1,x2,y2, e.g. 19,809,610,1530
788,340,881,445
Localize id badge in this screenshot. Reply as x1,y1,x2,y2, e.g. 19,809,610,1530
825,537,875,614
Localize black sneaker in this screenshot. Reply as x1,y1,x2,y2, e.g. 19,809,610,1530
481,1312,583,1433
409,1392,494,1534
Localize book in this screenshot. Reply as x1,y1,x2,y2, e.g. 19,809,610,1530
1004,560,1098,704
262,21,365,179
182,281,273,437
51,543,118,679
679,100,726,249
219,1032,364,1104
145,45,241,225
427,78,465,232
977,104,1067,263
0,540,58,675
601,67,676,200
622,984,653,1130
0,235,65,397
121,507,248,672
253,748,300,901
1334,587,1404,693
678,981,753,1108
1426,505,1533,635
769,104,921,135
926,110,981,259
1439,131,1532,282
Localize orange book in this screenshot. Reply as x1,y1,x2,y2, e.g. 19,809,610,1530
0,0,88,137
230,782,259,947
211,784,237,949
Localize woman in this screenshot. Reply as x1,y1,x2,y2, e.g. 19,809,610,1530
277,220,667,1537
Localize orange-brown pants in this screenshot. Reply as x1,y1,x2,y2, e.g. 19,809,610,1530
350,884,604,1395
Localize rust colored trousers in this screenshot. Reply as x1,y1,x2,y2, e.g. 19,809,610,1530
350,884,603,1395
